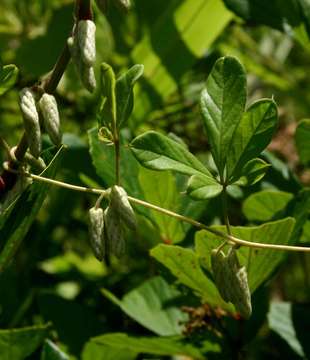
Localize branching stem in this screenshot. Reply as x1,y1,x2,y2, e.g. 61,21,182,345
19,171,310,253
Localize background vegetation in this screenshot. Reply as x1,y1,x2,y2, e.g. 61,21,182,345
0,0,309,359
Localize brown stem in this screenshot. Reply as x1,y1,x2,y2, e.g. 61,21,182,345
0,0,92,199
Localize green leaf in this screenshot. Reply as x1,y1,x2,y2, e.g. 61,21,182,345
0,64,18,96
98,63,116,128
227,99,278,182
84,333,206,359
187,174,223,199
268,302,306,358
195,218,295,293
116,64,144,127
243,190,294,222
235,158,270,186
0,149,61,273
0,324,50,360
41,339,69,360
295,119,310,165
131,131,212,177
131,0,233,124
200,56,246,176
82,341,137,360
150,244,233,311
101,276,188,336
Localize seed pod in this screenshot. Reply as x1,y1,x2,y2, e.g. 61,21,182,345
104,206,125,258
211,247,252,319
211,249,231,302
88,207,105,261
77,20,96,67
81,65,97,93
110,185,136,230
39,93,62,146
19,88,41,158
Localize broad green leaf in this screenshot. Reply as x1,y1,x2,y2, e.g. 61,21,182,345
195,218,295,292
150,244,234,311
131,0,233,124
84,333,206,359
268,302,306,358
41,339,69,360
116,64,144,127
131,131,212,177
0,149,61,273
187,174,223,200
82,341,136,360
243,190,294,222
98,63,116,128
139,169,186,243
101,276,188,336
295,119,310,165
0,64,18,96
227,99,278,181
0,324,50,360
200,56,246,176
235,158,270,186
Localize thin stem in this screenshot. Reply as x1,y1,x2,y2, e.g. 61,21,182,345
20,171,310,253
114,137,120,185
221,188,231,235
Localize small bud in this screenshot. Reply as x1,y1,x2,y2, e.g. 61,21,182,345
77,20,96,67
39,93,62,146
110,185,136,230
19,88,41,158
104,206,125,258
88,207,105,261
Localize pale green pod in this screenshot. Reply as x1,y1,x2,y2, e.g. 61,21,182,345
211,249,231,302
110,185,136,230
19,88,41,158
81,65,96,93
39,93,62,146
88,207,105,261
77,20,96,67
104,206,125,258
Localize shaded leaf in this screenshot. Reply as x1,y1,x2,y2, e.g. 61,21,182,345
0,64,18,96
101,276,188,336
243,190,294,222
82,340,137,360
116,64,144,127
98,63,116,128
0,324,50,360
200,56,246,176
235,158,270,186
295,119,310,165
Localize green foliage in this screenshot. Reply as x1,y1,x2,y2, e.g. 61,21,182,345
0,64,18,96
295,119,310,165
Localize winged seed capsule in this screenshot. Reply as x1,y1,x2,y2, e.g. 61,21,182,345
77,20,96,67
110,186,136,230
19,88,41,158
39,93,62,146
88,207,105,261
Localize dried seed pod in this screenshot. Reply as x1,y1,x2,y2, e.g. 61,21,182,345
19,88,41,158
77,20,96,67
39,93,62,146
104,206,125,258
110,185,136,230
88,207,105,261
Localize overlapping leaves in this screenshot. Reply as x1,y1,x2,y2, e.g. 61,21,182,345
131,56,278,199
